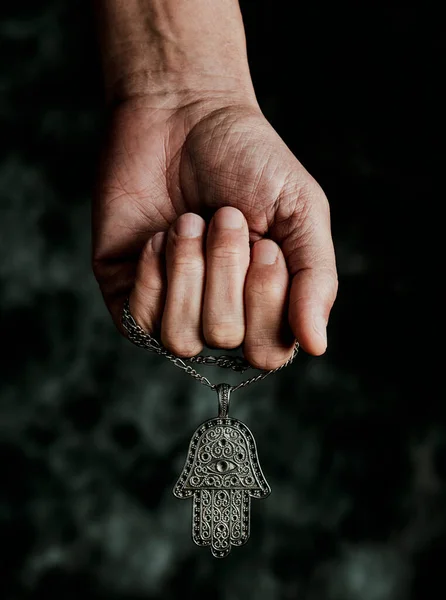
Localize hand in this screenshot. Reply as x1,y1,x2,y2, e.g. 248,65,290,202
93,92,338,369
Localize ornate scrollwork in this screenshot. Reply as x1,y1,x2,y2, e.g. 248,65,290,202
173,417,270,557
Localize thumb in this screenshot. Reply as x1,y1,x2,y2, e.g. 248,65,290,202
272,179,338,355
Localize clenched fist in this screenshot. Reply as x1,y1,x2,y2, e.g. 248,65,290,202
92,94,338,369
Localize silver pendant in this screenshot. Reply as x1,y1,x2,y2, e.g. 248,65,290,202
173,384,271,558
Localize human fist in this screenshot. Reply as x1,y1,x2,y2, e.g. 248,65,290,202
93,95,338,368
130,207,294,369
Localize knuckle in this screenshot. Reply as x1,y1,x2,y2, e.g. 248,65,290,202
209,242,245,268
205,322,244,349
131,310,156,333
131,302,158,333
244,345,292,370
246,279,287,304
161,332,203,358
137,276,164,296
170,254,204,276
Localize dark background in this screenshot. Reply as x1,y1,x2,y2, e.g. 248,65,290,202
1,2,443,599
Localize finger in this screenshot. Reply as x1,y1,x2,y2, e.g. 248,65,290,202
288,263,338,355
203,207,250,349
273,181,338,355
243,239,295,369
129,231,166,333
161,213,206,357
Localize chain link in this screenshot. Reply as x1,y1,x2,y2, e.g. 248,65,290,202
121,298,299,392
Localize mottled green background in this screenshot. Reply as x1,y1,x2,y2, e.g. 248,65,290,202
1,2,443,599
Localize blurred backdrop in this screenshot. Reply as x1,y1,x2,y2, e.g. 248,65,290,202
1,2,443,599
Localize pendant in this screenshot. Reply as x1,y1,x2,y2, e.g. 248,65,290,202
173,383,271,558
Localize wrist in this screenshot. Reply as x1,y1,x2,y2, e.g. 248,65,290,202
107,64,258,110
95,0,257,109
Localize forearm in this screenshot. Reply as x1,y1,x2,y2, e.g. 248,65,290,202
94,0,256,105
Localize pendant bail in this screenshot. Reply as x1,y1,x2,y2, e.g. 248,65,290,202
215,383,232,418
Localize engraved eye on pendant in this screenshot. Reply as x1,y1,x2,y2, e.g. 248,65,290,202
207,459,237,474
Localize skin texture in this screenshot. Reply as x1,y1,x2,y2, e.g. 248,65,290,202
93,1,338,369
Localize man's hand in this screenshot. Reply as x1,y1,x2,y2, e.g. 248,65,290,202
93,93,338,369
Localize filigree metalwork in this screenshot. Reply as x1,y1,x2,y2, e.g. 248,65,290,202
121,298,298,558
173,416,270,557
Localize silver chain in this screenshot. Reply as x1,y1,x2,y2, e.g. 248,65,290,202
121,298,299,393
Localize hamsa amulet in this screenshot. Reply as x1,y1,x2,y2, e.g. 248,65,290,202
173,415,271,558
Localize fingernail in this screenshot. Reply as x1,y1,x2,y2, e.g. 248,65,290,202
176,213,204,238
215,207,244,230
151,232,166,253
252,240,279,265
313,314,327,345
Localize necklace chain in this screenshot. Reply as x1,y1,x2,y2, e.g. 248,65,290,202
121,298,299,392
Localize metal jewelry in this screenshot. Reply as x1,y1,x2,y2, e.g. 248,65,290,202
122,298,298,557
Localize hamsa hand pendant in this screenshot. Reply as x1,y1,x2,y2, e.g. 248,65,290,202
173,384,271,558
